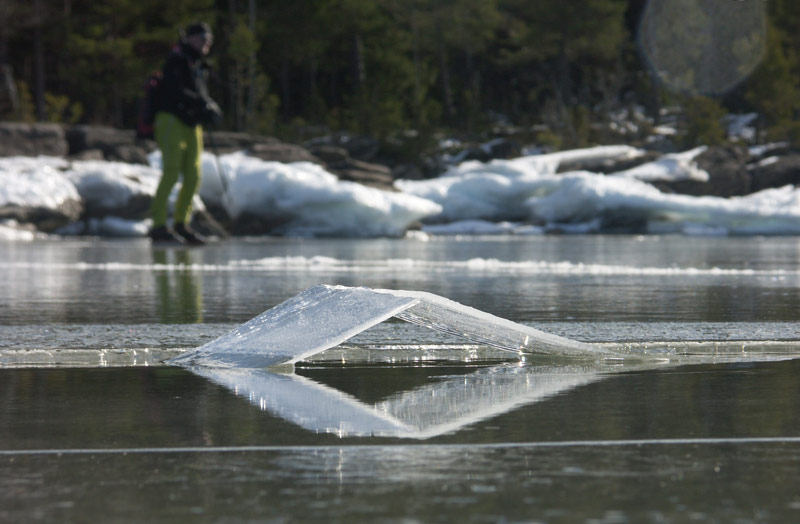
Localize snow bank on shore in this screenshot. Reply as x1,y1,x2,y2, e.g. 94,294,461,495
3,144,800,238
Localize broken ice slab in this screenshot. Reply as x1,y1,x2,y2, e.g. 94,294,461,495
191,362,619,438
167,285,418,368
167,285,620,369
383,287,602,357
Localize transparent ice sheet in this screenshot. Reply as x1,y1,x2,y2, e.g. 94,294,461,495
167,285,617,369
167,285,418,368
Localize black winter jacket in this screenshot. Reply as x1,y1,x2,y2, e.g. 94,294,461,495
158,42,218,127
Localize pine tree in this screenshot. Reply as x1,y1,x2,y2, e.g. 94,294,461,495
496,0,628,146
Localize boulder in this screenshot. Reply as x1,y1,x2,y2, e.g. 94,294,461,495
748,154,800,192
66,125,134,155
0,200,83,233
308,144,394,189
336,159,394,189
70,149,106,161
249,142,321,164
231,210,291,236
481,138,522,160
558,150,661,174
203,130,277,154
109,144,151,165
64,125,152,165
0,122,68,157
80,193,151,221
392,163,425,181
305,134,380,161
653,145,751,197
310,145,350,165
0,159,83,231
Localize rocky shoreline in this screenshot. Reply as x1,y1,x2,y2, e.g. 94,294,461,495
0,122,399,189
1,122,799,237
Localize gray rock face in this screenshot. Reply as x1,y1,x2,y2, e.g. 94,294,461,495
203,131,277,154
308,144,393,189
694,146,752,197
653,146,751,197
558,151,662,174
249,142,321,164
0,200,83,233
748,154,800,193
0,123,68,157
65,126,152,164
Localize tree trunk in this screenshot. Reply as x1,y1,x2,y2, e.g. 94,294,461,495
439,40,454,122
228,0,239,130
0,28,7,65
411,17,421,115
352,33,365,90
280,45,290,118
33,0,45,121
246,0,256,129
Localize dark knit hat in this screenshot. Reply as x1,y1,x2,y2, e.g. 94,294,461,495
186,22,212,38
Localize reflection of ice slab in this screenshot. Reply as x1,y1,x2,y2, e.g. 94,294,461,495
190,366,411,436
192,363,618,438
168,285,616,369
378,364,606,439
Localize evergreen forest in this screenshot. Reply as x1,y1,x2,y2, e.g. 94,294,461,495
2,0,799,154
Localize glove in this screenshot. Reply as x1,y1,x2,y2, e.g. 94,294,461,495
201,100,223,127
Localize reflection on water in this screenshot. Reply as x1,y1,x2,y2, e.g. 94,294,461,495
153,248,203,323
3,358,800,522
3,442,800,523
3,360,800,522
3,236,800,324
190,362,617,438
3,359,800,449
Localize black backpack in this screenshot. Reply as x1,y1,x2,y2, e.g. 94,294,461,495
136,70,163,140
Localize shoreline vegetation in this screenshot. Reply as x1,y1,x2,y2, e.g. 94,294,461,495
3,1,800,156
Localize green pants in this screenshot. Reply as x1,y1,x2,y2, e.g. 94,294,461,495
151,112,203,227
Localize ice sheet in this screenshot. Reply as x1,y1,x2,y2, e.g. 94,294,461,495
166,285,419,368
380,288,605,357
168,285,617,370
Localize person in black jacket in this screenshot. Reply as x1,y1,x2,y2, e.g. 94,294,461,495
149,21,222,245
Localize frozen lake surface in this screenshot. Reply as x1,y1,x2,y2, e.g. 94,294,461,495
2,235,800,522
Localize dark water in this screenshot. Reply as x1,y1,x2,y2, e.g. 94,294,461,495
2,235,800,523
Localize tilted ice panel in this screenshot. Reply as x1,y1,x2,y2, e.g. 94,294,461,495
378,288,615,357
167,285,418,368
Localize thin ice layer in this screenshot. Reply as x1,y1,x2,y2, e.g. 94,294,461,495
167,285,419,368
168,285,616,369
379,288,608,357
